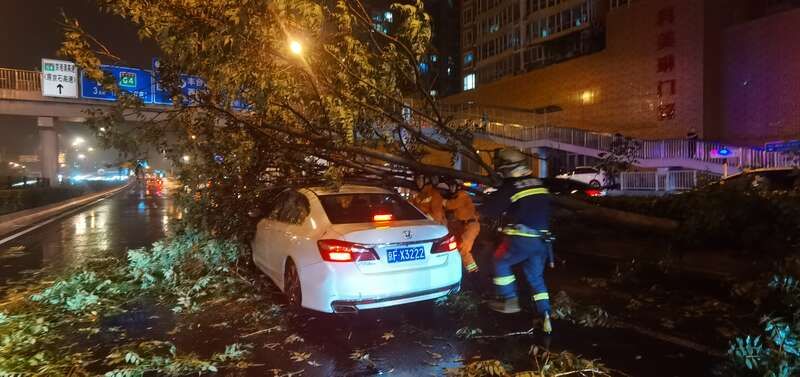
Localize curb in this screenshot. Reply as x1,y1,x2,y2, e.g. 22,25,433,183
0,181,133,243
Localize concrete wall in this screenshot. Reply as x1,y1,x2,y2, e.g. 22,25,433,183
720,7,800,145
445,0,707,140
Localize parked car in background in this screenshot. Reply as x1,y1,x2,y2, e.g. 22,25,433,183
250,185,462,314
478,177,606,205
555,166,608,188
543,178,607,197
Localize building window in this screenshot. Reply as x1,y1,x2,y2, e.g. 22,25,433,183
610,0,631,9
463,73,476,91
464,52,475,65
419,62,429,74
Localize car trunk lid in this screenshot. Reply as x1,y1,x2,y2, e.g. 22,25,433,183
327,220,451,274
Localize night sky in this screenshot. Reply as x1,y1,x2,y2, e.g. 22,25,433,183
0,1,157,169
0,0,158,70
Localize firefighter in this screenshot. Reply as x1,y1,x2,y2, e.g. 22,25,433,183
444,183,481,274
480,147,555,334
411,177,446,225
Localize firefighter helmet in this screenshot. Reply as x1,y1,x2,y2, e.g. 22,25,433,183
493,148,532,178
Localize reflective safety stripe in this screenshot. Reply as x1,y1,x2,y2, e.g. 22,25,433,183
501,228,541,238
510,188,549,202
493,275,516,286
466,262,478,271
533,292,550,301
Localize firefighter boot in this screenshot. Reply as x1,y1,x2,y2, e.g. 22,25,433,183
542,312,553,334
488,296,521,314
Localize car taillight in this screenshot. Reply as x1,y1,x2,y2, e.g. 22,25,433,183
317,239,378,262
584,189,603,197
432,234,458,253
373,214,393,222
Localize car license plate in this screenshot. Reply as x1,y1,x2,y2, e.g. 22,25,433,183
386,246,426,264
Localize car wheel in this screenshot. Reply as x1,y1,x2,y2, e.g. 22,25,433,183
284,259,302,308
589,180,601,188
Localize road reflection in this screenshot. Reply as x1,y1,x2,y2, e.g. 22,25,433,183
0,181,179,294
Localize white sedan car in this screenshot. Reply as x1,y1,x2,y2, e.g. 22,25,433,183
251,185,462,313
555,166,607,188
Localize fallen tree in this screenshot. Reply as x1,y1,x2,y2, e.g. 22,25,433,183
553,196,679,234
60,0,496,240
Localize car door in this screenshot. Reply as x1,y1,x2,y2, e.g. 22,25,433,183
266,190,312,290
253,190,294,282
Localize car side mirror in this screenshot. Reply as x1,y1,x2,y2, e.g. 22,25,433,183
247,208,262,218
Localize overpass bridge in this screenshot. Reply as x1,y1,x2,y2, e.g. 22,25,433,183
1,67,168,119
3,66,796,189
1,67,169,186
440,104,796,178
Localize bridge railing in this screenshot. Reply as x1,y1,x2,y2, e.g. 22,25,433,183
0,68,41,92
440,104,796,170
620,170,706,191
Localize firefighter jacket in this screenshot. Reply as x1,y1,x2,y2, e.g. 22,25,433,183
479,176,551,234
411,184,446,225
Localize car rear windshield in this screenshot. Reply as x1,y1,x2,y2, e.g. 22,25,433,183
318,193,427,224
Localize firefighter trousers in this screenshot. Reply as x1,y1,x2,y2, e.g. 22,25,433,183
493,236,551,315
458,221,480,272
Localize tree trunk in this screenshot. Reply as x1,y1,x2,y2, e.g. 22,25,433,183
552,196,679,233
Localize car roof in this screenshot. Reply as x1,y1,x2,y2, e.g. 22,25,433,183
306,184,393,196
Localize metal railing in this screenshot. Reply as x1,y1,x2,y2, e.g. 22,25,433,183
0,68,41,92
440,104,797,170
620,170,712,191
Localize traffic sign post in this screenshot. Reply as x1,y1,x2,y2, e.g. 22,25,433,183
80,65,153,103
41,59,78,98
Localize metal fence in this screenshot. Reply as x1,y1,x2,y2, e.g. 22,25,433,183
439,104,797,171
620,170,717,191
0,68,41,92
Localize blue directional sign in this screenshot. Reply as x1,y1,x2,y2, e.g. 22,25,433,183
152,74,207,105
765,140,800,152
80,65,153,103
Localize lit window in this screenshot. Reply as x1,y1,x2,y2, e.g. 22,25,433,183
419,62,429,74
464,52,474,65
463,73,476,91
431,54,438,62
384,11,393,22
430,90,438,96
580,90,594,104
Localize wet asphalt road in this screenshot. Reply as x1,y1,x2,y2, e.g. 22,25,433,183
0,182,178,294
0,184,731,376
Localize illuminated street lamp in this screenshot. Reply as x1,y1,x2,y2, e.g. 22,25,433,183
289,40,303,56
78,154,86,160
88,147,94,152
182,155,191,162
72,137,85,147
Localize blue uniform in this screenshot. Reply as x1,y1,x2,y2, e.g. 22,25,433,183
480,176,552,315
